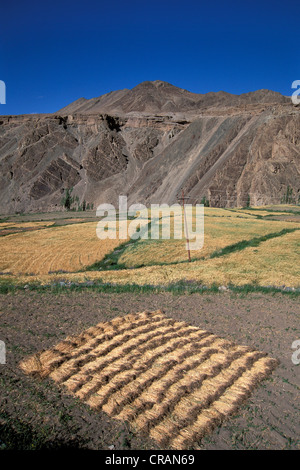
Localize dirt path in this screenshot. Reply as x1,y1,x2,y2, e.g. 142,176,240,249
0,290,299,450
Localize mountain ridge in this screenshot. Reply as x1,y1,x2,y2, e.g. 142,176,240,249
57,80,290,116
0,80,298,214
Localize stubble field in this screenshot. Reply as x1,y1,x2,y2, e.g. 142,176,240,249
0,205,299,287
0,205,299,450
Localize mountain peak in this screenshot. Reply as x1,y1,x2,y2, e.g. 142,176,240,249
56,80,289,115
132,80,175,90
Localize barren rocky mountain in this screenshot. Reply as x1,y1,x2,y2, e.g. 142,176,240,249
57,80,290,115
0,80,299,214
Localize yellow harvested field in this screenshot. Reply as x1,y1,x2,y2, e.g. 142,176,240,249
0,222,127,275
203,208,254,218
0,221,55,229
19,310,278,449
0,206,299,287
117,216,299,267
99,230,299,287
254,204,300,212
15,227,297,288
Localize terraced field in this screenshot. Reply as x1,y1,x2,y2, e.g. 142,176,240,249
0,221,127,275
115,214,299,267
1,205,298,451
20,310,278,450
0,205,299,288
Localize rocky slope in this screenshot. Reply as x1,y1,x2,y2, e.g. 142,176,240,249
57,80,290,115
0,81,299,214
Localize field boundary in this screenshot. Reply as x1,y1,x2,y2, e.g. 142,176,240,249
209,227,299,259
0,279,299,296
81,227,300,272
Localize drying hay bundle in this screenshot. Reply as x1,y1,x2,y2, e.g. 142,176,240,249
19,310,278,449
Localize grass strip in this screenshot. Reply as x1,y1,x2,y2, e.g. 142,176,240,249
0,279,298,296
209,228,299,259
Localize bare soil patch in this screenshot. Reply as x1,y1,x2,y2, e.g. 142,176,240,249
0,290,299,450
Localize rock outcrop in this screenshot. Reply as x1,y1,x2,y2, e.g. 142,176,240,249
0,81,299,214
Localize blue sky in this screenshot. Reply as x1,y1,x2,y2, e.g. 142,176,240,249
0,0,299,115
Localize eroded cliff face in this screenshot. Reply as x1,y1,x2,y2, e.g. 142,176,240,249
0,86,299,214
0,113,185,213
